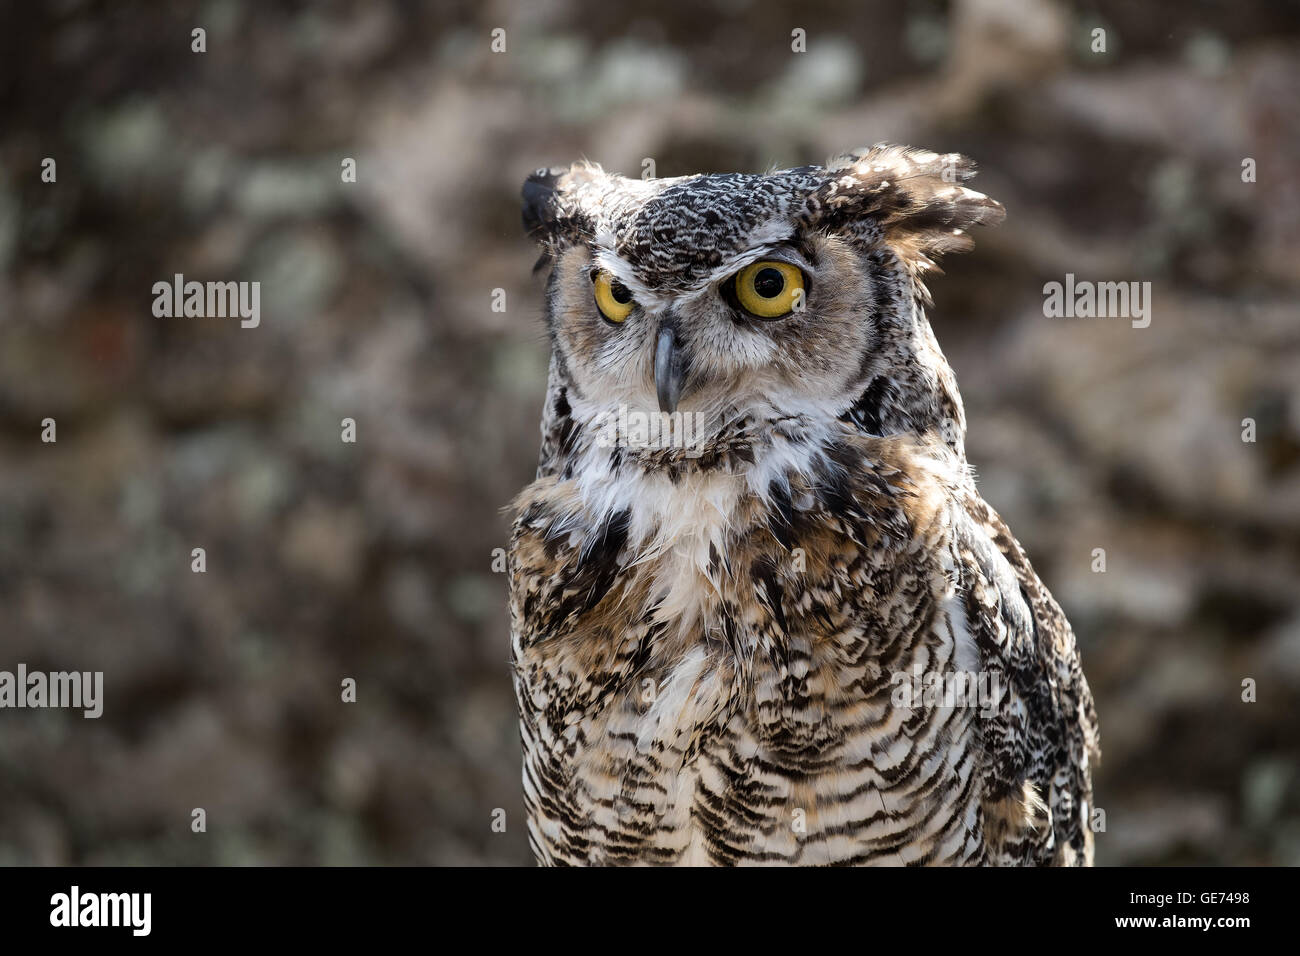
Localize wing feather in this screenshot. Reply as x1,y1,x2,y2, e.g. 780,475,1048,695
954,492,1100,865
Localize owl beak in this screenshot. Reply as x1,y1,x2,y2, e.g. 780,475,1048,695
655,325,685,414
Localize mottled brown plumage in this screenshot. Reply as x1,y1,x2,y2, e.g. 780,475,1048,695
510,146,1099,865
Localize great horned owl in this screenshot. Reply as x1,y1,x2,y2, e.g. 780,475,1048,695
509,145,1099,866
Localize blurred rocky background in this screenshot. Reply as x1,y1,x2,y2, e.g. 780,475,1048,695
1,0,1298,865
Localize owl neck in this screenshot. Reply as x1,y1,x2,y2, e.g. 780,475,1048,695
840,297,967,458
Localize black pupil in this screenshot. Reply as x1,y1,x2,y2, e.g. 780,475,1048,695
753,268,785,298
610,281,632,304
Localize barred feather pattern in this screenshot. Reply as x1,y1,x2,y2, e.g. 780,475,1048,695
510,425,1097,865
511,145,1098,866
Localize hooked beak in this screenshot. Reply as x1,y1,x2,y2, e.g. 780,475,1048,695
654,324,685,414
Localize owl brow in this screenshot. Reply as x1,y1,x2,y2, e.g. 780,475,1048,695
707,240,813,287
587,250,672,307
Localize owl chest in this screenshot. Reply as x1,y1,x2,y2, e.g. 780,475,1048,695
550,490,929,752
514,472,981,863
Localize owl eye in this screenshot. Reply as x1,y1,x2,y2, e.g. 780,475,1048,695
593,271,635,323
733,260,805,319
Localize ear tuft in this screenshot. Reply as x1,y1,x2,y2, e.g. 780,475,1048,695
804,144,1004,270
521,163,603,251
520,169,559,238
521,168,567,242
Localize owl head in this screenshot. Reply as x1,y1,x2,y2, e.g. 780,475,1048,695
522,145,1003,473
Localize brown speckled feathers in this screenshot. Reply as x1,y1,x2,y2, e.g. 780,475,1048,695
510,146,1098,866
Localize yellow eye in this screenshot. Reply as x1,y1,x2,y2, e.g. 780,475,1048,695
734,260,805,318
593,271,635,323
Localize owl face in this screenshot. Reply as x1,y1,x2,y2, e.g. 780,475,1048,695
523,147,1003,449
546,229,879,427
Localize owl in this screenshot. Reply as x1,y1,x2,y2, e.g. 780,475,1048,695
508,145,1099,866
